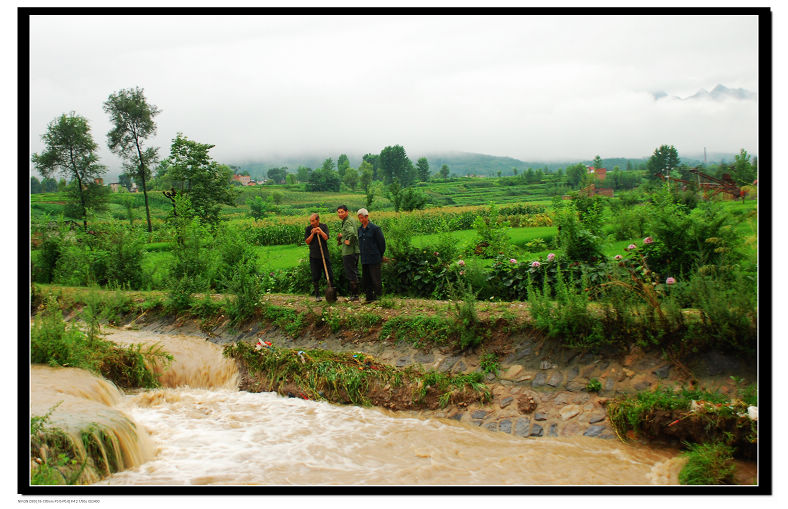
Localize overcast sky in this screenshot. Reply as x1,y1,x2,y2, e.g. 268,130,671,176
28,13,760,175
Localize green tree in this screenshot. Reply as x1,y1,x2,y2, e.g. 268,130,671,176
416,157,430,182
104,87,161,232
732,149,756,185
308,166,341,192
30,176,42,194
337,154,350,178
247,195,277,220
439,164,450,179
379,145,415,186
31,112,106,230
267,167,287,184
359,161,374,192
41,177,58,193
343,167,359,190
362,153,381,180
296,166,312,182
321,157,335,172
646,144,681,181
159,133,235,225
566,163,587,189
592,155,603,169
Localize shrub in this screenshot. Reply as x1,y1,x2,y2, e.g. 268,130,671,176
679,442,736,485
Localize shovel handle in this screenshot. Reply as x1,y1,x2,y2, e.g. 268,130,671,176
316,233,332,288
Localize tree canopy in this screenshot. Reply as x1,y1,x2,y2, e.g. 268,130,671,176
646,145,681,180
159,133,235,225
31,112,106,229
104,86,161,232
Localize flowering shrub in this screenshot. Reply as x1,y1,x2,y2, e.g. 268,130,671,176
484,253,563,301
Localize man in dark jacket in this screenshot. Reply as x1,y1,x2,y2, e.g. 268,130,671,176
305,213,334,301
356,208,386,303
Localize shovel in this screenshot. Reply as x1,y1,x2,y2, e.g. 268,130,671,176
316,233,337,302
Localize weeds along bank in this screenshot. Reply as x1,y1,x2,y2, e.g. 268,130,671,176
29,282,758,485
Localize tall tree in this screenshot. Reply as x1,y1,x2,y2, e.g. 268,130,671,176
41,177,58,192
30,176,42,194
358,161,374,192
343,167,359,190
592,155,603,169
566,163,587,189
732,149,756,185
104,87,161,232
379,145,415,186
362,153,381,180
31,112,106,230
416,157,430,182
267,167,287,184
646,144,680,181
439,164,450,178
337,154,350,178
159,133,235,225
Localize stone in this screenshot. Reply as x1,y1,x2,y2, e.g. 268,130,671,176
553,393,570,406
471,420,483,426
583,425,607,437
451,361,467,374
604,378,615,391
634,380,652,391
437,355,460,372
486,422,498,432
548,423,558,436
395,357,410,367
485,372,496,382
559,405,582,421
534,412,548,421
414,352,434,364
588,413,606,424
515,418,531,437
567,366,579,381
547,371,563,387
471,410,489,420
622,368,635,378
532,372,547,388
566,380,586,392
530,424,544,437
540,360,552,370
500,396,514,409
654,365,671,379
448,413,463,421
499,419,512,434
502,365,525,381
517,394,538,413
504,343,533,363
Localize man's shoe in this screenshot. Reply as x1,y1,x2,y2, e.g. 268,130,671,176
315,296,323,302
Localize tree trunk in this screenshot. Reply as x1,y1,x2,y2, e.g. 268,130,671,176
134,138,153,233
69,149,88,232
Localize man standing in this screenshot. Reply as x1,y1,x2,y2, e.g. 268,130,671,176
356,208,386,303
336,205,360,301
305,213,333,301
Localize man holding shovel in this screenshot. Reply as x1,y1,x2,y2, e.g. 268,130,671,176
336,205,360,301
305,213,334,301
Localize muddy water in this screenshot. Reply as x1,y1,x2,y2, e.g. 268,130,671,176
33,329,697,485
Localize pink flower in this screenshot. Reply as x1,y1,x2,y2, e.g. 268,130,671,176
547,253,555,262
457,259,465,267
459,270,465,276
627,244,637,251
531,261,541,268
509,258,517,264
666,277,676,285
614,255,622,261
643,237,653,244
434,251,439,256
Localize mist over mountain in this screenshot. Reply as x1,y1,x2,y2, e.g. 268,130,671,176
652,84,756,102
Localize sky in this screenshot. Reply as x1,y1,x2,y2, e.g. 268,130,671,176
27,11,761,177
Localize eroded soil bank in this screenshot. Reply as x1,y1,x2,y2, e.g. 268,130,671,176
104,293,756,453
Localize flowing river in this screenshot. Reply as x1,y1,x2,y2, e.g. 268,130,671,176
29,328,749,486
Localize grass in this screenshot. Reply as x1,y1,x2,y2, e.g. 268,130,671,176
679,442,736,485
223,341,491,408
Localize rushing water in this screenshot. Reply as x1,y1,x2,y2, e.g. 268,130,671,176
31,328,739,486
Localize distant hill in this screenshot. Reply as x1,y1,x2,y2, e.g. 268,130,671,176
652,84,756,102
229,150,741,180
